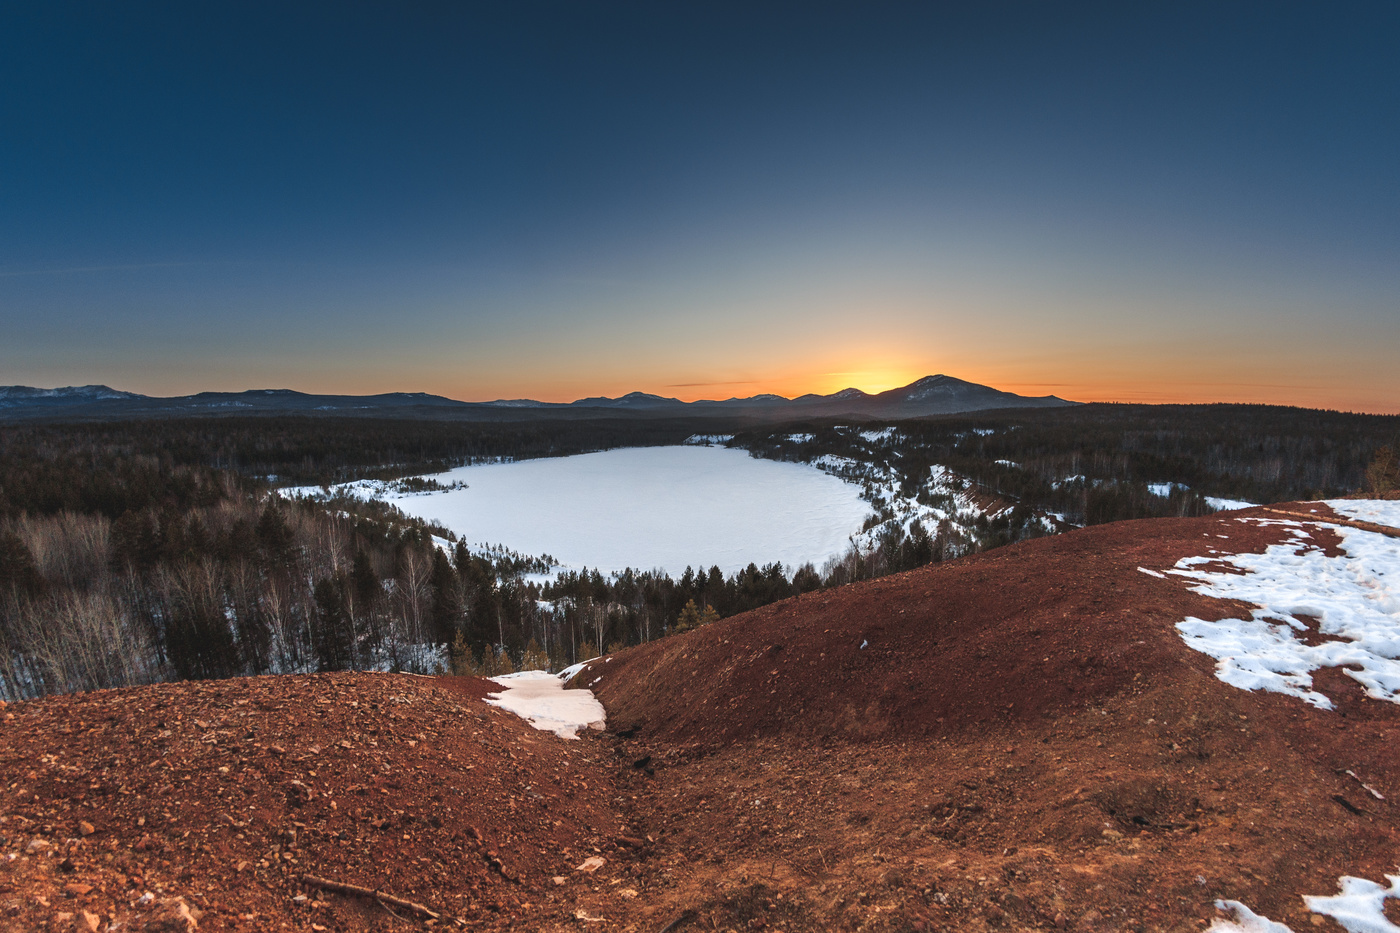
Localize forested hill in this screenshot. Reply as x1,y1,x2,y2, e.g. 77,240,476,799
1,404,1395,703
728,402,1399,515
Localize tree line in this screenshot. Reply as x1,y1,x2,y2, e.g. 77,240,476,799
4,404,1394,699
735,403,1399,527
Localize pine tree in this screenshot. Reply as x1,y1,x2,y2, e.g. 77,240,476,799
675,599,701,633
1366,446,1399,497
429,548,463,644
521,638,550,672
449,630,478,675
255,502,295,569
312,576,354,672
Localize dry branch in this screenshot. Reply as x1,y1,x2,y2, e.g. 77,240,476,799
301,873,455,924
1261,508,1400,539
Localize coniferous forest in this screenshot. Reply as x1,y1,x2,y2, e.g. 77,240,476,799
1,405,1395,700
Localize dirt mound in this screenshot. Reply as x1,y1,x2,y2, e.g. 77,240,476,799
570,504,1400,931
583,506,1315,746
5,504,1398,933
0,673,631,931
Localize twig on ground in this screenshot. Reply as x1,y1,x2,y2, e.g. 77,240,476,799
301,873,454,924
1345,770,1385,800
376,896,410,923
657,909,696,933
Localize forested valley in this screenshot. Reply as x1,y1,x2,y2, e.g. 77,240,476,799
1,405,1395,700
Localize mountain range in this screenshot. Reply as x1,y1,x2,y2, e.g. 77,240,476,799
0,375,1076,422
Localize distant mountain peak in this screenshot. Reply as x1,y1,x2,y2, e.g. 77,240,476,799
0,374,1078,421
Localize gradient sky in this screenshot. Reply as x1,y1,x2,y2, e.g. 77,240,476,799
2,3,1397,412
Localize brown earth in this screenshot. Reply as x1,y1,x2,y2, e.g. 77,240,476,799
3,504,1398,932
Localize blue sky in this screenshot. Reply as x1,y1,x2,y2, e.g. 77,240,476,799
2,2,1397,410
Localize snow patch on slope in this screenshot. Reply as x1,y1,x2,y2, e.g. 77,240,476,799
1210,873,1400,932
1170,513,1400,710
1207,497,1258,511
485,670,606,739
1327,499,1400,529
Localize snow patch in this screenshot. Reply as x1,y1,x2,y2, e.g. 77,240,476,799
1170,513,1400,710
1209,873,1400,933
1327,499,1400,529
1208,901,1295,932
1149,482,1189,497
1304,873,1400,931
485,670,607,740
1206,497,1258,511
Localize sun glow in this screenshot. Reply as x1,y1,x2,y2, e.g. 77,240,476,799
814,370,920,396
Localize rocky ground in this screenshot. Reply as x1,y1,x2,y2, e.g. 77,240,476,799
3,503,1397,932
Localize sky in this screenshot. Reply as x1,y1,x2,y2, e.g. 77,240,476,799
2,2,1397,412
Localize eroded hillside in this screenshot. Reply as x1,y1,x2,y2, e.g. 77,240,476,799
3,503,1398,932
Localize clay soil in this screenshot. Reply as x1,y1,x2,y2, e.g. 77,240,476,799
3,504,1398,932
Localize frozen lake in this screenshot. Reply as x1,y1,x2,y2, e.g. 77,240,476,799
307,446,872,576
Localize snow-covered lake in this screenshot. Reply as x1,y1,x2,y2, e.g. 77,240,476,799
299,446,872,576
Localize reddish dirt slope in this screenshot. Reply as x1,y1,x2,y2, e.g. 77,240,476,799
574,504,1400,931
584,508,1317,745
3,505,1397,933
0,673,633,932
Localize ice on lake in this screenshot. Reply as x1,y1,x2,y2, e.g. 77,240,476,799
320,446,873,576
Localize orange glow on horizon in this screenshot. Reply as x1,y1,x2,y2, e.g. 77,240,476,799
111,362,1397,416
427,373,1398,414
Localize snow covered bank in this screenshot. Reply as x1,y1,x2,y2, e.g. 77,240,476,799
485,670,607,739
1169,508,1400,711
1327,498,1400,529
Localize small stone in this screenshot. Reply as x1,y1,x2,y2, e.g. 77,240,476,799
64,883,93,897
146,897,199,932
575,856,606,873
552,875,566,886
77,821,95,837
80,910,102,932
